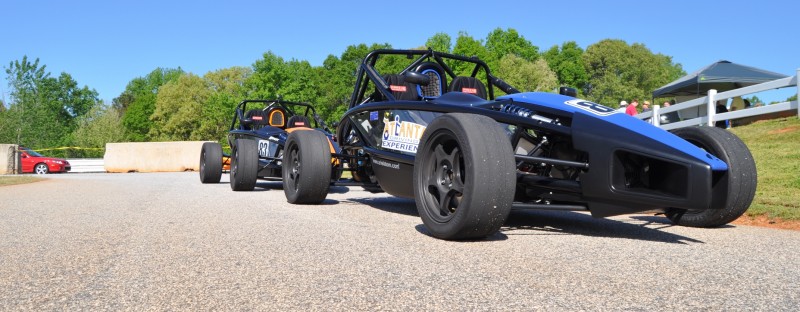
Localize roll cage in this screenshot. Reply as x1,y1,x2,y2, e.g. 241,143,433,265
230,99,328,131
348,49,521,108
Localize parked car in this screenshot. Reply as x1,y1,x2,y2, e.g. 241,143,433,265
283,49,757,240
19,147,71,174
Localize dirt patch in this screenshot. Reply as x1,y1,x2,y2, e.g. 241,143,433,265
767,125,799,135
732,214,800,231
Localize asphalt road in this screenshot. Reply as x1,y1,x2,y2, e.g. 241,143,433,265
1,172,798,310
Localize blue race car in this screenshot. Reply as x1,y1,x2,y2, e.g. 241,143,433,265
283,49,756,240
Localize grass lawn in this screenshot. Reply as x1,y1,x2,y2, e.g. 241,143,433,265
0,176,44,187
730,116,800,220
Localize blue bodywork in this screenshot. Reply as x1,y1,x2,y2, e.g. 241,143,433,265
499,92,728,171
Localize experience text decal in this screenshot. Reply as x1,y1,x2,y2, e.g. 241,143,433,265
382,116,426,153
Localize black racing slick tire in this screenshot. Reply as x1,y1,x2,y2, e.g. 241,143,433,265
666,126,757,227
199,142,223,183
413,113,516,240
230,139,258,191
283,130,331,204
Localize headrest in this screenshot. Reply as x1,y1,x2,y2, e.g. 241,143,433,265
267,108,286,128
382,74,420,101
245,109,270,126
449,76,487,99
287,115,310,128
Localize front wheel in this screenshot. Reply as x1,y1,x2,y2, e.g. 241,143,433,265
199,142,223,183
34,163,49,174
666,126,757,227
283,130,331,204
413,113,516,240
230,139,258,191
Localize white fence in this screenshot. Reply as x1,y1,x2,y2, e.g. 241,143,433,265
636,69,799,130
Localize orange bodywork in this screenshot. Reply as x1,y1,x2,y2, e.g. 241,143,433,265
222,156,231,171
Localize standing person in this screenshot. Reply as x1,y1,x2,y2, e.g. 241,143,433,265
626,99,639,116
642,101,651,112
715,100,729,128
660,101,679,124
617,100,628,113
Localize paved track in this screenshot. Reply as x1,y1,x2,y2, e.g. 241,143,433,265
1,172,798,310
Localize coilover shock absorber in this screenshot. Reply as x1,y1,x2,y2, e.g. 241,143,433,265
500,104,555,124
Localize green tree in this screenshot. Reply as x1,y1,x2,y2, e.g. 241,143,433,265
451,32,490,76
246,51,290,99
582,39,684,107
2,56,98,149
149,73,210,141
745,95,763,106
496,55,558,94
72,102,126,157
485,28,539,67
197,66,251,142
315,43,394,123
543,41,589,93
116,67,184,141
425,33,452,53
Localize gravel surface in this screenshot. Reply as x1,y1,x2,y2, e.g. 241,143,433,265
1,172,798,310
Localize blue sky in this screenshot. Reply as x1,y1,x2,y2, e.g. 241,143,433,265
2,0,798,104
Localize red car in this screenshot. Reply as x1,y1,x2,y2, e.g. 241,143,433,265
20,147,71,174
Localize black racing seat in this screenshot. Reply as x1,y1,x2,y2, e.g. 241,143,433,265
243,109,270,130
382,74,420,101
449,76,488,100
286,115,311,128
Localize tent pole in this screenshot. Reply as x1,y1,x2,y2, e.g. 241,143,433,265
796,68,799,118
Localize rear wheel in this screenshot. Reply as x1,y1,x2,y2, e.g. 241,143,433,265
34,163,49,174
666,126,757,227
199,142,223,183
413,113,516,240
230,139,258,191
283,130,331,204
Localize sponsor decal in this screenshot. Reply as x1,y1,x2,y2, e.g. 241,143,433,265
381,115,426,153
564,99,617,116
372,159,400,170
462,87,478,94
369,111,379,121
252,116,263,120
389,85,407,92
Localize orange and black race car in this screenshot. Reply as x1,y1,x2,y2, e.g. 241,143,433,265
199,99,340,195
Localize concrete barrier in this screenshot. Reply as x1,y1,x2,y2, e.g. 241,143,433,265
104,141,209,173
0,144,20,174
